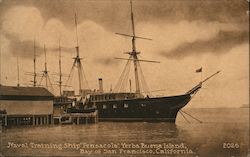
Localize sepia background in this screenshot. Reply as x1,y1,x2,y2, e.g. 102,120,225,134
0,0,249,108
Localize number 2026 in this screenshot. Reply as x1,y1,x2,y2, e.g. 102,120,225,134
223,143,240,149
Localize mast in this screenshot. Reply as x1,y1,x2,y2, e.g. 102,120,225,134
17,57,20,87
33,39,37,87
38,44,54,92
114,0,158,96
0,34,1,86
58,40,62,96
75,13,79,55
130,0,140,95
44,44,48,88
65,13,89,95
75,13,82,94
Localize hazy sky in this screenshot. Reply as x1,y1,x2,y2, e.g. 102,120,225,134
0,0,249,108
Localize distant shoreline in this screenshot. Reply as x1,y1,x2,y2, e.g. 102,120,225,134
183,107,249,109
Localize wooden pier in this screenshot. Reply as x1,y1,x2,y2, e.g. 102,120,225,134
0,111,98,126
2,114,53,126
53,110,98,125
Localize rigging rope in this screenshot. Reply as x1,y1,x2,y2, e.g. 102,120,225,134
114,55,152,95
79,61,90,89
47,75,54,92
179,110,190,123
180,109,203,123
137,62,150,96
65,65,75,90
65,59,77,87
120,60,132,92
114,57,132,92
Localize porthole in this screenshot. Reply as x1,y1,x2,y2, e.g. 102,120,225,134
141,104,146,107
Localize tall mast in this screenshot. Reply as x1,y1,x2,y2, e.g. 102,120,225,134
44,44,48,88
58,40,62,96
33,39,37,87
17,57,20,87
114,0,158,96
75,13,82,94
130,0,140,95
131,0,136,52
65,13,89,95
75,13,79,55
0,34,1,86
38,44,54,92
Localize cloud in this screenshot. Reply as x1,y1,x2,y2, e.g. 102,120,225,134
2,6,43,41
162,30,248,59
1,6,121,61
2,3,248,62
134,20,248,60
4,34,43,58
134,0,248,24
1,0,247,30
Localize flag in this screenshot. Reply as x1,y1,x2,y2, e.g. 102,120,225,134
196,67,202,73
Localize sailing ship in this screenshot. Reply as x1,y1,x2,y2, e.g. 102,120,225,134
82,0,220,122
53,14,95,114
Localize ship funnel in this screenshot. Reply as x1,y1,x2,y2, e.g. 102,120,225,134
98,78,103,93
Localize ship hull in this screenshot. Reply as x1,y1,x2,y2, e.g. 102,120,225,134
94,94,191,123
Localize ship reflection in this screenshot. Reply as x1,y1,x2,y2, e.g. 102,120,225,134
164,123,179,138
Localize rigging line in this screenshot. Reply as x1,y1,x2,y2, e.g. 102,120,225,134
132,58,139,90
47,75,54,91
65,59,77,86
139,77,147,95
119,58,131,91
116,61,129,92
64,63,76,90
180,110,203,123
114,58,131,92
45,74,48,88
79,62,90,89
38,73,44,86
138,67,149,94
137,62,150,95
67,69,75,90
78,67,84,90
179,110,190,123
124,60,132,91
120,60,132,92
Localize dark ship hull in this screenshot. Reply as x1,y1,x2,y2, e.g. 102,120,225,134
97,94,191,122
84,81,209,123
86,92,194,123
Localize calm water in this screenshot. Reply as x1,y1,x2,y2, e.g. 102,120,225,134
0,108,249,157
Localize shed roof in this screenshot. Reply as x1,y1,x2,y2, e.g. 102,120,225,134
0,86,54,97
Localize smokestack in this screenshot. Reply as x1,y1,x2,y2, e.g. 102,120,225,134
98,78,103,93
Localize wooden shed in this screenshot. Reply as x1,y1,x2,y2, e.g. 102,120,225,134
0,86,54,126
